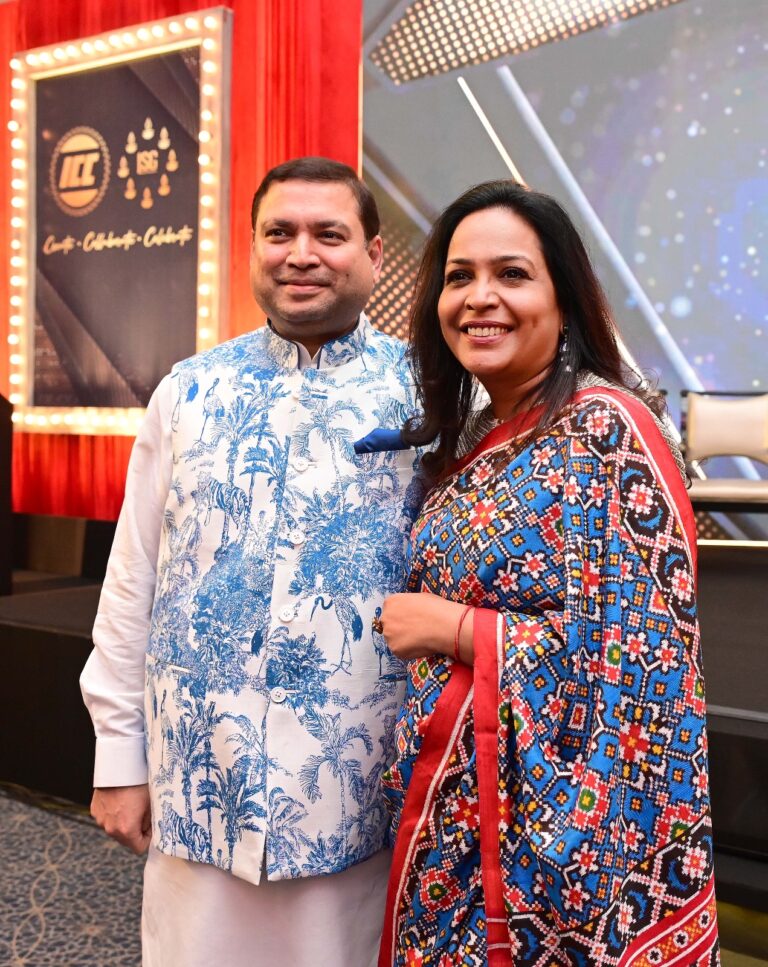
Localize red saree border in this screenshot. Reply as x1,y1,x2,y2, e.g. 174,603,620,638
577,388,698,579
378,661,474,967
617,872,718,966
452,405,544,478
473,608,513,965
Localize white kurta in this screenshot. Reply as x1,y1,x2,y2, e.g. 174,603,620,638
142,846,391,967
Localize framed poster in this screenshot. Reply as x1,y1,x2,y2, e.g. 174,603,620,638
7,8,232,434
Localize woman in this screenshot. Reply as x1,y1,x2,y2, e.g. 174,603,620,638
377,182,719,965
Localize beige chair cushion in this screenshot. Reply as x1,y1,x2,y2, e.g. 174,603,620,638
688,477,768,504
686,393,768,464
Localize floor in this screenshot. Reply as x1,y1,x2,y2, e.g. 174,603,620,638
1,783,766,965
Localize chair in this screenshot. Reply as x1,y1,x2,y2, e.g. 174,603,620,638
680,390,768,513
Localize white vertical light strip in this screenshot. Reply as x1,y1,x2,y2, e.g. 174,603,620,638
456,76,526,184
496,65,760,485
362,154,432,234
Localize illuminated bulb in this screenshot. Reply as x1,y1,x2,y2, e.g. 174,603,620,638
199,306,211,317
81,41,94,54
109,34,123,46
10,316,22,326
64,415,73,425
66,44,78,57
35,416,47,427
198,283,211,296
185,17,200,30
7,120,19,132
11,239,21,250
122,32,136,45
198,153,211,166
199,130,211,143
11,216,24,227
11,159,26,169
11,99,26,111
199,327,211,340
201,109,213,122
201,217,214,230
11,78,26,90
8,334,20,345
137,28,150,41
200,261,214,274
200,239,214,251
10,275,23,287
169,21,182,34
10,256,23,267
11,178,24,189
10,354,21,364
151,25,165,37
202,83,215,96
204,15,218,28
95,39,108,52
11,137,23,149
201,172,215,185
10,296,22,307
202,38,216,50
200,195,214,207
9,58,21,70
11,197,23,208
202,60,217,74
10,395,22,406
25,53,39,66
9,374,22,384
51,415,61,425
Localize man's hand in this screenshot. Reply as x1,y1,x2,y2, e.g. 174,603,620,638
91,784,152,854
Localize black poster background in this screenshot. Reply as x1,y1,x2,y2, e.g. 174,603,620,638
34,47,200,408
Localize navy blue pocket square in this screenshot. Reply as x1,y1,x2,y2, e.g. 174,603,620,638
353,428,410,454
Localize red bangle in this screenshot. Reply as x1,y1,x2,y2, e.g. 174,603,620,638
453,605,474,662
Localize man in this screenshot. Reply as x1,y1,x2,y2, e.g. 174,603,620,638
81,157,422,966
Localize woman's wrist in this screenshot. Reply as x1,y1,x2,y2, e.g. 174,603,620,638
453,605,474,662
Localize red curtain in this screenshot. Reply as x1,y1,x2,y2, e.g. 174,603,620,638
3,0,362,519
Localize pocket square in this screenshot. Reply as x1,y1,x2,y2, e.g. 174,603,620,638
353,428,410,454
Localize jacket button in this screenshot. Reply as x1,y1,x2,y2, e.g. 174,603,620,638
270,686,287,704
293,457,309,472
278,606,295,623
289,528,306,546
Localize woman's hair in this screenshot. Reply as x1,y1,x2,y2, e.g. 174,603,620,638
403,180,660,478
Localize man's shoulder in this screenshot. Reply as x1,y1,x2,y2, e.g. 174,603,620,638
364,324,410,368
172,329,268,376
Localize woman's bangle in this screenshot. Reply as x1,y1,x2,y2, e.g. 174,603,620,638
453,605,474,662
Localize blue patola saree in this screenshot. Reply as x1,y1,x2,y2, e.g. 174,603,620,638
380,387,719,966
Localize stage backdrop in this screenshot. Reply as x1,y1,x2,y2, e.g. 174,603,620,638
2,0,362,518
33,44,203,411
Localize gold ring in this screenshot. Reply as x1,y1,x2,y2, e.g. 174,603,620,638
372,616,384,634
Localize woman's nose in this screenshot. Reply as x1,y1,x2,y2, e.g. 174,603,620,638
465,279,500,310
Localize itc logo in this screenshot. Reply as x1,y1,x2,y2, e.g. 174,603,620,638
49,126,111,216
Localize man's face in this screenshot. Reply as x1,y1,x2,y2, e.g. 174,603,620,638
249,179,383,354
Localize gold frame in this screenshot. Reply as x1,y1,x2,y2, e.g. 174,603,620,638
8,7,232,435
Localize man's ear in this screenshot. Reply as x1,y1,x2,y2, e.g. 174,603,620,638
368,235,384,282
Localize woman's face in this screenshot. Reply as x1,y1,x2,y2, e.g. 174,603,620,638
438,206,562,409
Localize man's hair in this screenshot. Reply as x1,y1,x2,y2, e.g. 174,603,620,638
250,157,380,242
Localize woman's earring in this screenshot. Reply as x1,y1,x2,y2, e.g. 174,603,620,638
559,325,572,372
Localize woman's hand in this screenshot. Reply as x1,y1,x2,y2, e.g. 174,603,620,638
380,592,475,663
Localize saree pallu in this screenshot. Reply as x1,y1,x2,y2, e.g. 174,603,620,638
380,388,719,966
